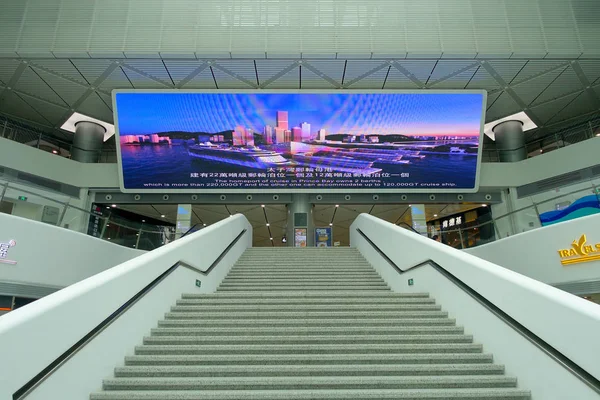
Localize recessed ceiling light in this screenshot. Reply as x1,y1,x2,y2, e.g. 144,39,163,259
434,214,438,217
106,206,110,209
329,223,333,226
107,238,111,240
111,204,117,208
270,237,273,240
335,204,339,207
482,204,487,207
266,223,270,226
52,149,58,154
483,111,537,141
142,219,145,222
261,204,265,207
161,214,165,218
203,223,207,226
60,112,115,142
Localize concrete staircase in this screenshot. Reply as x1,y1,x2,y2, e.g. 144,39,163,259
90,247,531,399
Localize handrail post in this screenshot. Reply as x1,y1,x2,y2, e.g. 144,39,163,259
0,181,8,203
135,226,142,249
57,199,70,227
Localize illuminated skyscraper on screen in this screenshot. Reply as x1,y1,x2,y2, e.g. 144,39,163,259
292,127,302,142
263,125,273,144
318,129,327,141
233,126,246,146
276,111,288,130
301,122,310,141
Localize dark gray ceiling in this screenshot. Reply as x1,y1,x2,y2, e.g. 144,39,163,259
0,57,599,144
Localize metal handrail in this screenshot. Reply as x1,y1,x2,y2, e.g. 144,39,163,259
397,222,422,234
0,180,171,235
356,227,600,395
435,182,599,238
180,223,204,238
13,228,247,400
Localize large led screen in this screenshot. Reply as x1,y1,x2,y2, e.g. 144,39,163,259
114,91,486,192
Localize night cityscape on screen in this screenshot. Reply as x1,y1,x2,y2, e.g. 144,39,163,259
115,92,484,191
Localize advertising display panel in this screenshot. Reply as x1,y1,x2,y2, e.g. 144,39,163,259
315,227,333,247
114,90,486,193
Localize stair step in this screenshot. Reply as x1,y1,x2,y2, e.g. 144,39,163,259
169,304,441,312
143,334,474,345
219,281,386,286
231,266,374,269
216,286,391,291
164,311,448,319
101,376,517,391
92,388,531,400
221,278,385,282
224,274,381,279
180,292,430,299
157,318,458,327
150,326,464,336
124,353,495,366
134,343,483,355
114,363,504,378
175,298,436,305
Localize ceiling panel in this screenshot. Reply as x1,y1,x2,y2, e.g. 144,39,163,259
303,60,345,84
263,67,300,89
466,67,501,90
549,92,597,124
212,66,256,89
343,61,388,87
485,91,504,110
430,66,478,89
578,60,600,85
428,61,477,84
511,67,565,106
182,68,217,89
162,61,206,85
531,66,583,106
18,94,68,126
31,59,89,85
396,60,437,84
530,92,582,125
1,91,50,126
32,68,89,107
77,93,114,123
485,92,522,121
70,59,113,85
383,68,420,89
122,60,173,85
511,60,568,85
486,60,528,84
215,60,259,87
98,67,134,92
300,67,338,89
0,59,21,85
14,67,68,107
255,60,298,85
122,68,169,89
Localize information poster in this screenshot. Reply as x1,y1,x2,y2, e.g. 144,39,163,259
294,228,307,247
315,227,333,247
114,91,485,192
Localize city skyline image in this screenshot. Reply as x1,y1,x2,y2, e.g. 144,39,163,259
115,92,485,139
116,92,484,191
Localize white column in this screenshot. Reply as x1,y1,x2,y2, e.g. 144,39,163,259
175,204,192,239
410,204,428,236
